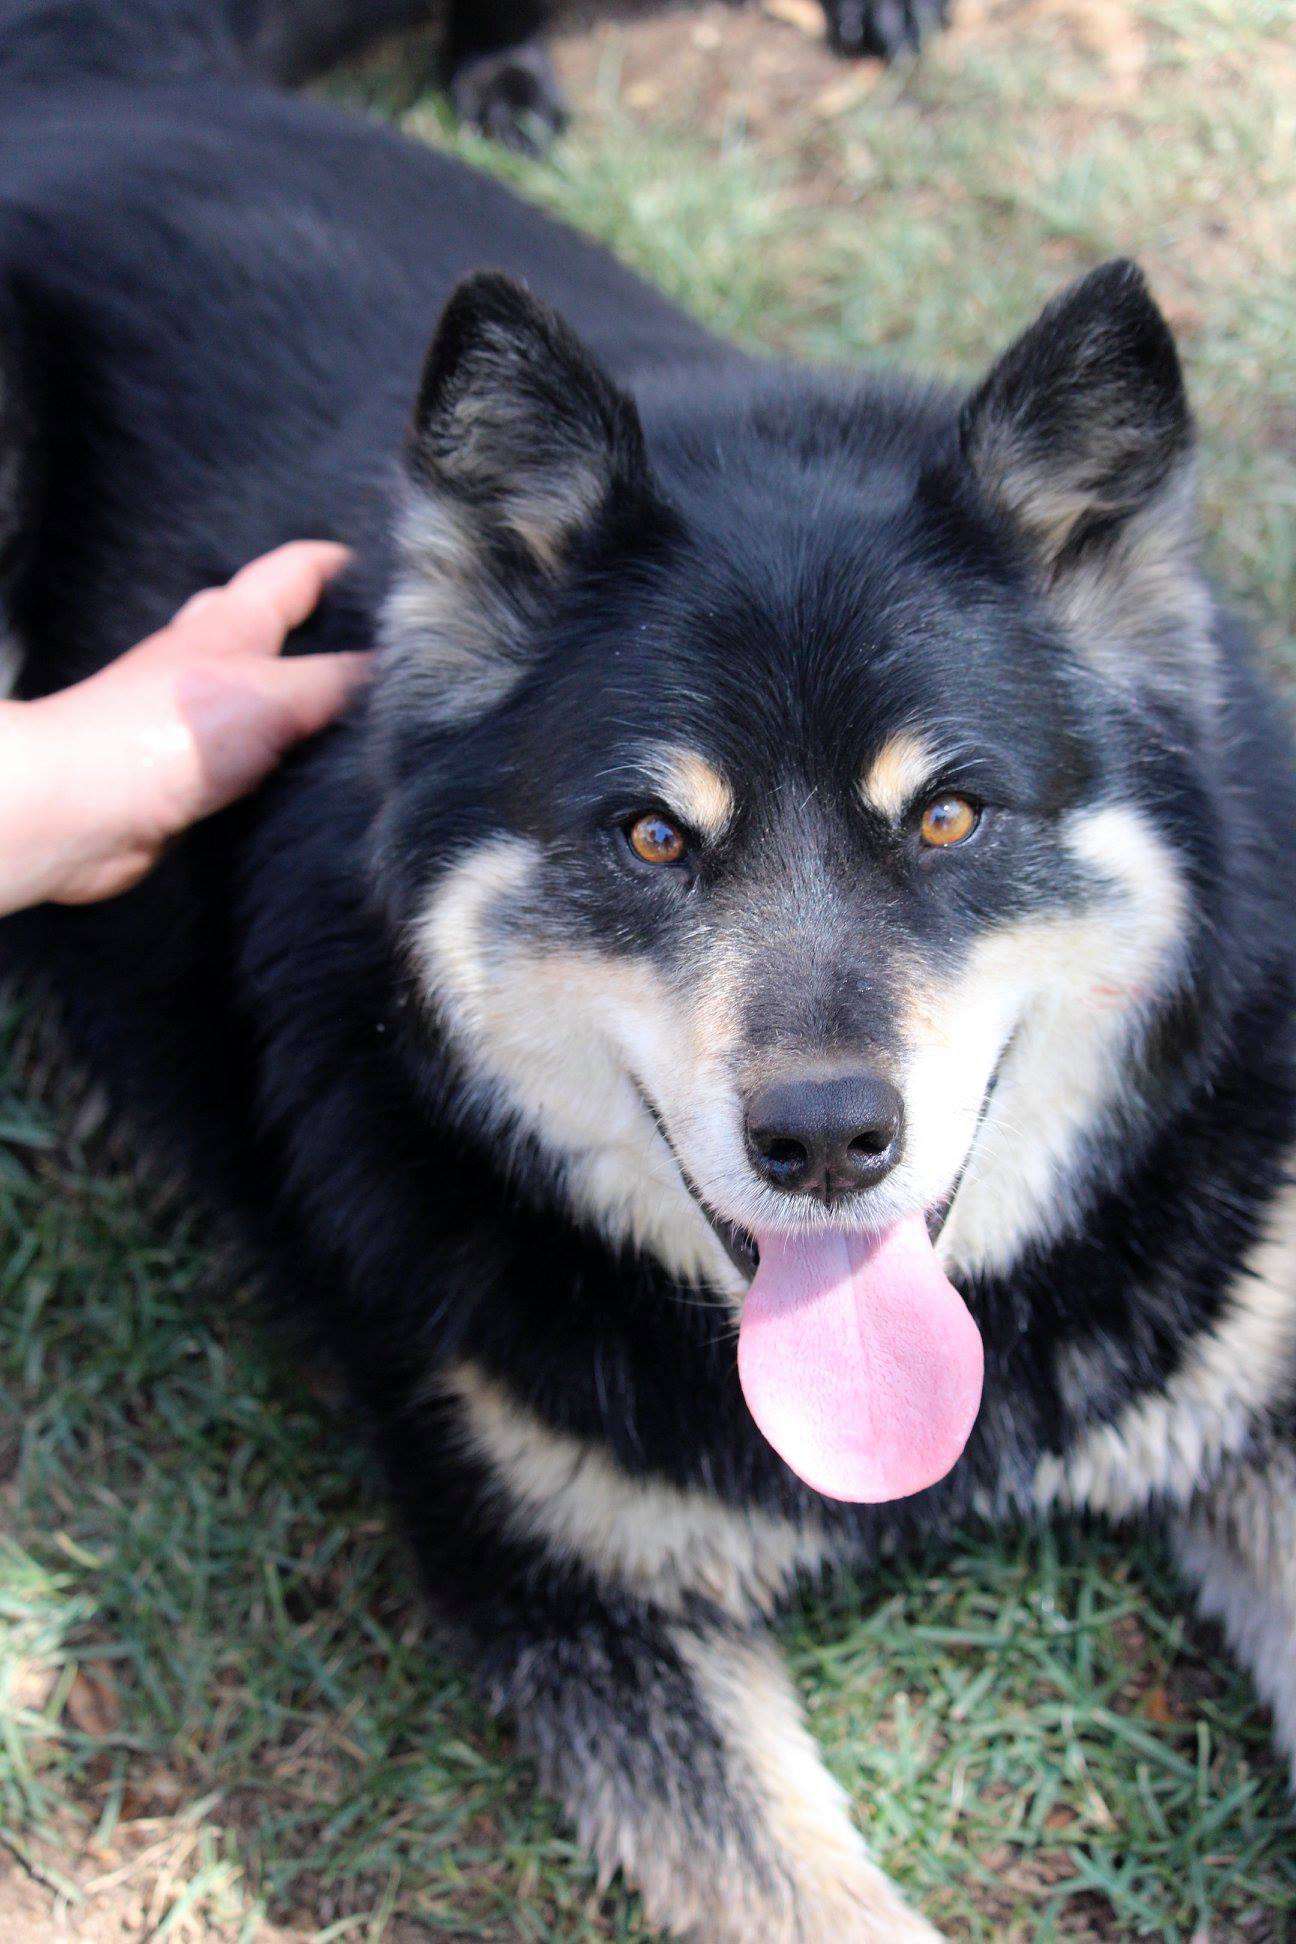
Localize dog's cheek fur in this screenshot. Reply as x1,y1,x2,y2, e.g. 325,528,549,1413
410,794,1191,1280
410,832,744,1291
929,801,1189,1277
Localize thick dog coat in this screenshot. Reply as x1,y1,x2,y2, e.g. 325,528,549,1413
2,3,1294,1937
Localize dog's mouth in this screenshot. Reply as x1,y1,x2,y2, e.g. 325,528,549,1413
632,1060,1011,1509
693,1189,953,1284
633,1090,976,1287
703,1207,759,1280
631,1087,760,1278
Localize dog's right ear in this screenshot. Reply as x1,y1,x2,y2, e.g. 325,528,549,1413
382,273,657,724
411,271,651,575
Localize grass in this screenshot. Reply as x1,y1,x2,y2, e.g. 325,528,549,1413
4,1,1296,1936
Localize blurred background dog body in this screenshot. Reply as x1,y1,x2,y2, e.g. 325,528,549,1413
2,3,1294,1938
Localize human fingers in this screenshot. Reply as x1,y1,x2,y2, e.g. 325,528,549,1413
258,647,374,744
223,540,354,642
169,540,353,654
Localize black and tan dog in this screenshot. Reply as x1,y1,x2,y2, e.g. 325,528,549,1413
2,2,1294,1937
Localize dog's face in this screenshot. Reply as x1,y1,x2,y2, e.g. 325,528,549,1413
372,266,1214,1499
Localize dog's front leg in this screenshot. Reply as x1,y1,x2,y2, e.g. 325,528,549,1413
477,1589,943,1943
366,1371,941,1940
444,0,565,151
1170,1447,1296,1783
818,0,949,60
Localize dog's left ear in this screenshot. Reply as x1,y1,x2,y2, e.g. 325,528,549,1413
959,261,1209,676
960,259,1192,569
409,270,651,574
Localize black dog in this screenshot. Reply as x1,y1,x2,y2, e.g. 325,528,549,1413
437,0,948,146
3,2,1294,1937
818,0,947,59
259,0,565,149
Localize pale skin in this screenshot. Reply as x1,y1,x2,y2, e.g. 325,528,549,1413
0,541,370,917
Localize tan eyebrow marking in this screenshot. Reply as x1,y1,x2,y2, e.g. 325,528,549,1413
641,748,735,842
858,733,939,821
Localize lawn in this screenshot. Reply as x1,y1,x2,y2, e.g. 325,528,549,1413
2,1,1295,1938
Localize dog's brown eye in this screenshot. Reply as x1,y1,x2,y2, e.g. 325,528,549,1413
627,813,687,866
919,794,979,849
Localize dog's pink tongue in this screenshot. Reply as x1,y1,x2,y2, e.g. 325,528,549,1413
737,1214,983,1503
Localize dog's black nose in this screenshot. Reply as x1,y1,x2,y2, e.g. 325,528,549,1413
744,1073,904,1201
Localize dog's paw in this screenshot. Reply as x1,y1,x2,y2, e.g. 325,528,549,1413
821,0,948,59
450,42,567,154
672,1867,949,1944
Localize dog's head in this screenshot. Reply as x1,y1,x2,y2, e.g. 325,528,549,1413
371,263,1213,1501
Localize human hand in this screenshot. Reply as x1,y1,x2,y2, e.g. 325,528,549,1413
0,541,369,914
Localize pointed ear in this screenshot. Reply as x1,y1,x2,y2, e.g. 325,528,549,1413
410,270,651,574
380,274,660,727
960,260,1192,567
959,261,1211,681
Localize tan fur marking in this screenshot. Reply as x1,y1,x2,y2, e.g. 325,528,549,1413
642,746,736,842
858,733,937,822
659,1631,945,1942
1172,1450,1296,1784
444,1360,828,1620
413,833,539,1023
936,802,1189,1278
1037,1171,1296,1517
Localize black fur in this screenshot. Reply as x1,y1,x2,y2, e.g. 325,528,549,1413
0,0,563,144
822,0,948,59
2,4,1294,1936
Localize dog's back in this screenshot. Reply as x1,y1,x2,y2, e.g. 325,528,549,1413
0,0,717,1193
0,0,711,678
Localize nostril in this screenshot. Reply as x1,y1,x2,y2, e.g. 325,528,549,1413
848,1127,894,1159
753,1135,808,1179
